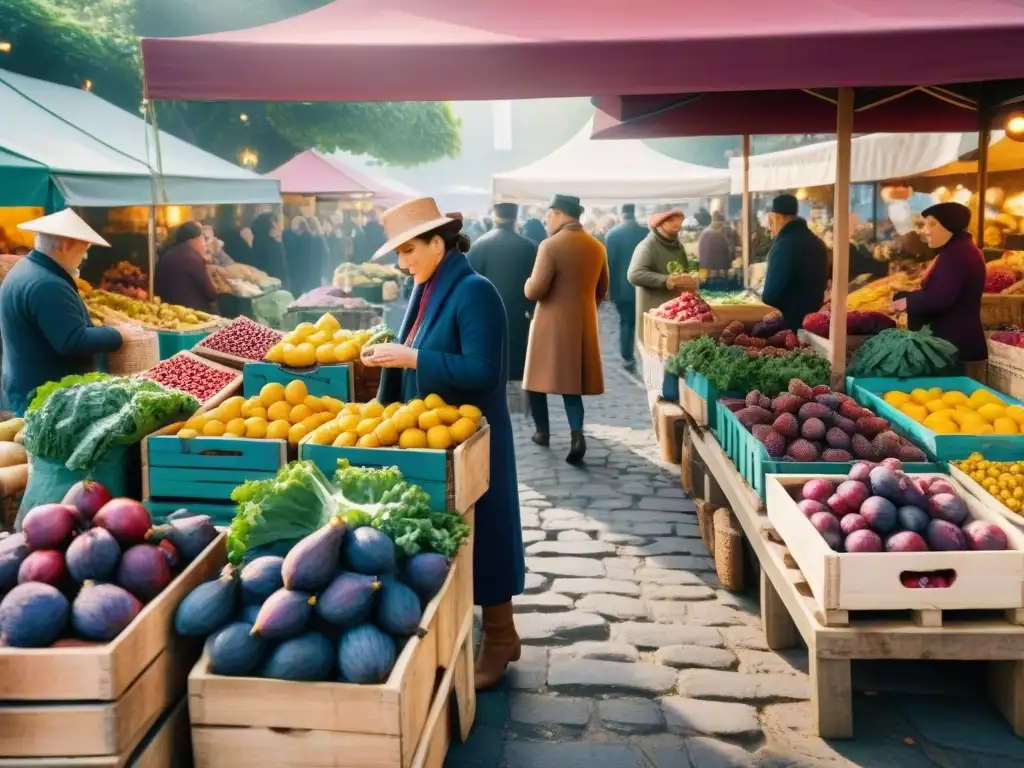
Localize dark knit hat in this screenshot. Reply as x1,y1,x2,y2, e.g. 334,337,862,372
621,203,636,216
771,194,799,216
549,194,584,219
922,201,972,234
493,202,519,219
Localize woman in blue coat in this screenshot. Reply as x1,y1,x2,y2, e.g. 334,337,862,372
360,197,525,690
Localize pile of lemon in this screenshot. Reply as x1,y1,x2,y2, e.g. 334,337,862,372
954,453,1024,513
883,387,1024,435
305,394,482,450
177,380,344,445
263,313,374,368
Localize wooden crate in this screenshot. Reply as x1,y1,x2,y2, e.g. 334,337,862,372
0,536,226,761
765,474,1024,623
653,401,684,464
706,301,770,325
300,422,490,514
797,330,869,361
189,510,476,768
678,370,739,428
950,464,1024,531
143,351,242,416
242,362,353,401
158,330,213,361
987,362,1024,401
981,294,1024,329
641,312,725,360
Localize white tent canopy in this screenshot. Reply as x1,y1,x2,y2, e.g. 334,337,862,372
493,118,730,204
728,133,965,195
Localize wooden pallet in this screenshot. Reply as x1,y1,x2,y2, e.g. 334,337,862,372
689,427,1024,739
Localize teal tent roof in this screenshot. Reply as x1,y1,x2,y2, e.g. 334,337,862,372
0,70,280,207
0,147,49,207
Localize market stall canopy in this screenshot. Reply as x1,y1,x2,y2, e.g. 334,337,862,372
0,148,50,208
729,133,965,194
141,0,1024,103
267,150,416,203
0,70,280,207
493,119,729,204
915,135,1024,178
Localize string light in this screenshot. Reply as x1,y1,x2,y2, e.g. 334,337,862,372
1006,113,1024,142
0,42,12,54
83,79,93,92
239,147,259,168
240,113,249,123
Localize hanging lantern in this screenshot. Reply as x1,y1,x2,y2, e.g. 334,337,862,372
238,147,259,168
881,184,913,202
1006,113,1024,142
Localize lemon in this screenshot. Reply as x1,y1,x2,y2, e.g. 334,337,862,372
458,404,483,422
335,340,360,363
309,428,334,445
343,402,362,415
357,432,381,448
333,329,350,343
899,403,928,423
203,419,226,437
978,403,1007,422
450,417,479,444
930,420,960,434
399,427,429,449
265,343,286,364
383,402,402,419
267,400,292,423
225,418,247,437
184,414,208,431
286,343,317,368
357,417,382,437
287,422,309,445
941,391,969,406
245,417,269,439
219,396,245,421
321,396,344,414
437,405,460,425
333,431,358,447
177,428,198,439
910,388,932,406
406,398,428,415
994,417,1019,435
924,400,952,414
361,400,384,419
288,404,312,424
260,382,286,408
266,419,291,440
306,331,330,348
1006,405,1024,426
426,424,453,450
923,412,954,431
301,415,323,432
285,379,309,406
204,407,223,423
292,322,316,340
419,410,442,430
316,411,336,425
391,406,418,433
374,419,400,447
424,393,447,410
336,414,361,433
241,398,262,418
316,312,341,333
315,344,337,365
884,391,910,407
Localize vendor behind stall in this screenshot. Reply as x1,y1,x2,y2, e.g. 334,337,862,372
0,210,123,415
627,208,689,344
155,221,219,312
892,202,986,379
760,194,830,331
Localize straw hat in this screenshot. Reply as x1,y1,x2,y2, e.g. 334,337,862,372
18,209,110,248
372,197,457,262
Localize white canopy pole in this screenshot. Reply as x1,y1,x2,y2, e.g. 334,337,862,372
829,88,854,391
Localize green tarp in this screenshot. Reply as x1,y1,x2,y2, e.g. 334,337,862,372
0,147,50,207
0,69,280,208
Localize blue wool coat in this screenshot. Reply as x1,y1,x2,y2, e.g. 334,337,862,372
0,251,121,415
378,251,525,606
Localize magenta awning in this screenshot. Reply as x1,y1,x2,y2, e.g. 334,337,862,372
141,0,1024,103
266,151,412,204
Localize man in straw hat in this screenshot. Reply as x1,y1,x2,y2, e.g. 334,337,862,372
0,209,123,414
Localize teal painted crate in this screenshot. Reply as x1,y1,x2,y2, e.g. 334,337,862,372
243,362,353,401
145,500,237,527
158,329,212,360
681,371,741,428
143,432,287,515
715,404,939,500
849,376,1024,462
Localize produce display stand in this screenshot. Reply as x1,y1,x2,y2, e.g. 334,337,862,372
641,311,725,360
285,304,383,332
187,508,477,768
141,426,288,526
158,329,214,361
301,422,490,514
950,464,1024,531
0,534,226,762
797,330,869,361
146,351,243,418
849,376,1024,461
686,424,1024,739
678,370,739,428
242,362,353,401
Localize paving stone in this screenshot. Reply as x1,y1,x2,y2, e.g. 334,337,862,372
598,531,648,545
650,601,750,626
540,507,584,521
636,567,707,585
576,593,649,620
512,592,574,613
736,649,808,675
645,737,757,768
525,557,606,578
677,669,810,703
523,572,549,594
506,646,548,690
641,496,697,512
612,622,723,650
510,692,592,727
655,645,738,670
586,498,622,510
551,578,640,597
444,724,505,767
541,518,609,532
604,563,638,581
623,537,708,557
598,698,663,733
517,611,608,644
608,554,643,568
557,530,594,542
724,626,771,651
646,555,717,572
548,659,678,696
676,522,703,538
504,741,651,768
642,583,715,601
521,529,547,544
550,641,639,663
661,696,762,740
589,510,688,525
526,540,616,557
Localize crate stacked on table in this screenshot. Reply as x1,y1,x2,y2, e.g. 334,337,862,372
141,351,242,415
192,316,285,371
987,332,1024,400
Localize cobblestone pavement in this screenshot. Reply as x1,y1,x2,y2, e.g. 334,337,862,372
446,306,1024,768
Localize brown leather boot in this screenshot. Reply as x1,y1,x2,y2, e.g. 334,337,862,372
474,602,521,690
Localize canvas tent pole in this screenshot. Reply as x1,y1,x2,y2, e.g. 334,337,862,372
976,106,991,250
829,88,854,391
741,133,751,284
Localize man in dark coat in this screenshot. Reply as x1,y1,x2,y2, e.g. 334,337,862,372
760,194,829,332
469,202,538,381
604,203,647,373
359,209,387,264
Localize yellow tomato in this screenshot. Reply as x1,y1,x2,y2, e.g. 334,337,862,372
203,420,226,437
267,401,292,423
260,382,286,408
245,417,269,439
398,428,429,449
285,379,309,406
266,420,291,440
225,418,247,437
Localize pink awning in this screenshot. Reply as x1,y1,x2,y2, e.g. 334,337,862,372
141,0,1024,102
266,150,413,204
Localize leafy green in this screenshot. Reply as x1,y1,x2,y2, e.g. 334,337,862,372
227,461,338,565
27,372,113,412
334,459,403,503
23,378,198,472
848,326,959,379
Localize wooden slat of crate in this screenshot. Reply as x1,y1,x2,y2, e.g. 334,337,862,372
242,362,353,401
707,302,770,325
642,312,724,359
950,464,1024,530
987,362,1024,401
0,535,226,702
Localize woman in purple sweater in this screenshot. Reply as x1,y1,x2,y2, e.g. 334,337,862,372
892,202,987,379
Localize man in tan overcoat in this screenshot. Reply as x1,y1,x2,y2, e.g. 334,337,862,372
522,194,609,465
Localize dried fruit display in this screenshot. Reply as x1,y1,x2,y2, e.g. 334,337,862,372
142,353,238,403
198,317,283,362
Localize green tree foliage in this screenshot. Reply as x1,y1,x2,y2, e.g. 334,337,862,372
0,0,461,170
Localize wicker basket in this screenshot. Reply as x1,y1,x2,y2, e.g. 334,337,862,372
980,295,1024,329
107,330,160,375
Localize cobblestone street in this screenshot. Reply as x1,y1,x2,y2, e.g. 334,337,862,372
445,307,1024,768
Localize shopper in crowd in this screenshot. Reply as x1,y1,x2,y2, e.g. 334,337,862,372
694,207,713,230
336,210,365,266
215,208,252,266
892,201,987,378
522,194,608,465
306,217,329,291
605,203,648,373
154,221,220,313
360,197,524,691
521,215,547,245
627,208,689,347
249,212,288,286
469,202,538,382
0,209,123,415
698,211,734,274
760,194,830,331
359,209,387,263
284,216,315,296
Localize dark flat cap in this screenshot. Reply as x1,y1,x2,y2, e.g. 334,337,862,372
771,194,800,216
549,194,584,219
493,202,519,219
